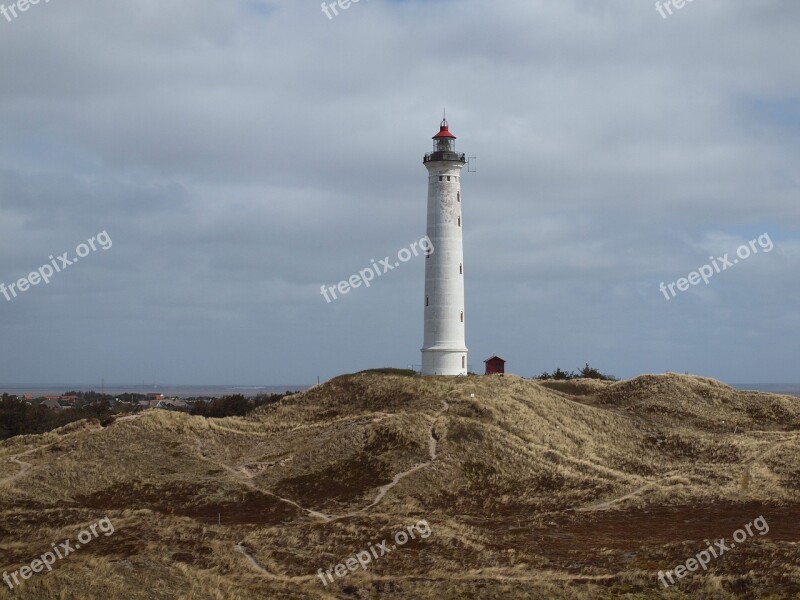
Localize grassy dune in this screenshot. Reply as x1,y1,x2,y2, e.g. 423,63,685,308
1,372,799,599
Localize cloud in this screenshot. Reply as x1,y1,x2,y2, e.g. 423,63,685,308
0,0,797,384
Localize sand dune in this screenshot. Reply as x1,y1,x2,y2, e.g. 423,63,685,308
1,371,799,598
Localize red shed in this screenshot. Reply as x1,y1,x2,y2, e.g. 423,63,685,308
484,356,506,375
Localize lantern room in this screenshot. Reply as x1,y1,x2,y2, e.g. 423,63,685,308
433,118,456,152
424,118,466,164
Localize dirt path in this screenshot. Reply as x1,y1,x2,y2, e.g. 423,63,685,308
576,432,800,513
231,400,450,577
2,455,34,488
235,535,621,589
194,439,335,521
217,400,450,524
748,433,798,464
234,543,334,599
112,413,145,425
235,542,278,578
355,401,448,514
1,412,144,489
739,432,799,490
0,442,58,488
211,413,392,439
574,475,676,512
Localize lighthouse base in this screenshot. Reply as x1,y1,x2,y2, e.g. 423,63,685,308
421,348,468,376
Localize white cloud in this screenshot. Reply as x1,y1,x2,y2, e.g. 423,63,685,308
0,0,797,384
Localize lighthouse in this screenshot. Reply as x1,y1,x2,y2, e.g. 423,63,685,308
421,117,468,376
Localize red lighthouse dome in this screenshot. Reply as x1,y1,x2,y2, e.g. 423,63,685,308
424,117,465,164
433,118,456,140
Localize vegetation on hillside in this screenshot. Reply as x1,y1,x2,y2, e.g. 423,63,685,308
359,368,419,377
0,393,117,440
536,363,618,381
2,372,799,598
0,391,295,441
190,392,292,418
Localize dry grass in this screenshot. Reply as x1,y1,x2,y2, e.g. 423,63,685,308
1,372,800,598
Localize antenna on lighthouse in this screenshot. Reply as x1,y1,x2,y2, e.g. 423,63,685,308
467,155,477,174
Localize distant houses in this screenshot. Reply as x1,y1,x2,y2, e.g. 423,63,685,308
137,394,191,410
2,390,197,414
40,395,79,410
40,398,63,410
137,393,164,409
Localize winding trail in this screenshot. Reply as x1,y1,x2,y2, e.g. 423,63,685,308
0,442,56,488
576,431,800,512
574,474,676,512
112,413,144,425
355,401,447,514
739,431,800,490
209,400,450,524
234,543,335,600
194,439,334,521
747,433,798,465
229,400,450,577
235,535,621,590
2,454,34,488
235,542,276,578
1,412,144,490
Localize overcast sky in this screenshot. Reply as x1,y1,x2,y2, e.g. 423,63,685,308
0,0,797,386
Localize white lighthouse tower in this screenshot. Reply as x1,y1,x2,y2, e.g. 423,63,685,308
421,117,468,376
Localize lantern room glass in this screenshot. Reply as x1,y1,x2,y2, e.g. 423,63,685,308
434,137,454,153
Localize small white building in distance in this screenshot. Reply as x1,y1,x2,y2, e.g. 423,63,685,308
421,118,468,376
